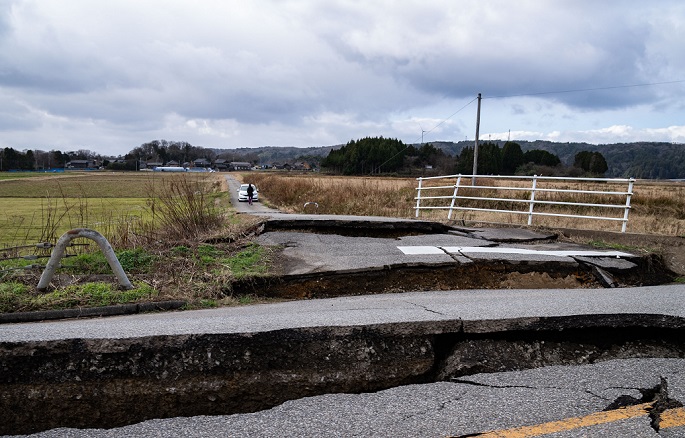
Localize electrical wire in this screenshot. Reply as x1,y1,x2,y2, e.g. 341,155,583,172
483,79,685,100
374,96,479,173
411,96,478,144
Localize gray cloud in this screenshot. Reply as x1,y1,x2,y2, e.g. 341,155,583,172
0,0,683,155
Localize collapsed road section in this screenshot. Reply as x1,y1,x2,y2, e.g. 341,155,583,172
234,218,678,298
2,311,685,435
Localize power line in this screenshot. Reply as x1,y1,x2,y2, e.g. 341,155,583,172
483,79,685,100
375,96,479,173
411,96,478,144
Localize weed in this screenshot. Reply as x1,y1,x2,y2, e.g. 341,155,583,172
117,248,155,273
0,281,157,312
60,248,155,274
145,174,225,240
61,252,110,274
0,282,29,313
197,244,222,265
238,294,257,305
224,243,269,278
172,245,191,255
198,299,218,308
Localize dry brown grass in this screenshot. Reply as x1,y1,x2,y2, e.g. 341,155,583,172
244,173,685,236
244,173,417,217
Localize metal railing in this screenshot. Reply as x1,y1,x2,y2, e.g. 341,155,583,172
415,174,635,232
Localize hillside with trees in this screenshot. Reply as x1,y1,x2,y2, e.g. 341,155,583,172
316,137,612,177
427,140,684,179
1,139,683,179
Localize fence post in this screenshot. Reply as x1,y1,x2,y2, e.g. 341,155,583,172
621,178,635,233
448,175,462,220
415,177,423,218
528,175,538,226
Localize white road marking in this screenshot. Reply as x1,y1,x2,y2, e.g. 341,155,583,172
396,246,447,255
397,246,633,257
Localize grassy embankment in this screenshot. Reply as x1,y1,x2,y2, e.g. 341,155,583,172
0,172,269,313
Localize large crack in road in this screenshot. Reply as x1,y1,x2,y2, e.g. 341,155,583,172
2,313,685,435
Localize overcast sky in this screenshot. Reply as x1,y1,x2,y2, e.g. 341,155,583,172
1,0,684,156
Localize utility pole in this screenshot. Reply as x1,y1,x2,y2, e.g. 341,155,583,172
472,93,482,185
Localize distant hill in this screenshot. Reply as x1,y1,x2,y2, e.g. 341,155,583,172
213,145,340,166
215,141,685,179
425,140,685,179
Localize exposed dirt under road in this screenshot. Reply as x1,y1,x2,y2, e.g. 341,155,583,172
233,221,679,299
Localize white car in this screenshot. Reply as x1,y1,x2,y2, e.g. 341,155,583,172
237,184,258,202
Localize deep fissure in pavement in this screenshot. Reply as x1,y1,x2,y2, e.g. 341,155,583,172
2,315,685,435
251,220,680,297
232,254,674,299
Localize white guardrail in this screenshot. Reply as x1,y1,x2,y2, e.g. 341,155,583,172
415,174,635,232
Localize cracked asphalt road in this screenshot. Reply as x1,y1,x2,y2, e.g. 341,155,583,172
23,358,685,437
5,286,685,437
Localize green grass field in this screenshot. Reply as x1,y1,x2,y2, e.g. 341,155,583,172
0,171,218,247
0,197,150,246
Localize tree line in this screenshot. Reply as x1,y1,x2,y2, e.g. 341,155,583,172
0,141,231,171
1,148,73,171
319,137,608,177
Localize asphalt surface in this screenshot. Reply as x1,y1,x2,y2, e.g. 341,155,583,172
2,175,684,437
17,357,685,437
2,285,684,343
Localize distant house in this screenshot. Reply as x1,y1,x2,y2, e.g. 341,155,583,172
66,159,96,169
229,161,252,171
194,158,211,168
144,161,163,169
215,159,229,170
167,160,180,166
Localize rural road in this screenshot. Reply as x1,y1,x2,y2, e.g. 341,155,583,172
1,174,684,437
5,286,685,437
24,358,685,437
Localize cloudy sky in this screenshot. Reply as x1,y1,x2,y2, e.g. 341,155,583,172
1,0,684,156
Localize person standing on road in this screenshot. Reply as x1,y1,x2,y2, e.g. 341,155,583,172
247,183,254,205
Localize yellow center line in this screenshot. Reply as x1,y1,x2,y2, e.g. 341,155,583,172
660,407,685,429
460,403,653,438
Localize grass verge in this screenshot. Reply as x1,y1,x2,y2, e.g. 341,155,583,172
1,171,279,314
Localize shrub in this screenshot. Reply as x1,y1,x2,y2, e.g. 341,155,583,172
145,175,224,240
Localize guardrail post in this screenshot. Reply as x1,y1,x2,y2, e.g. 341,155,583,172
415,177,423,218
37,228,134,291
621,178,635,233
448,175,462,220
528,175,538,226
